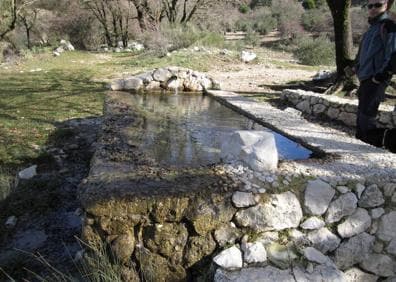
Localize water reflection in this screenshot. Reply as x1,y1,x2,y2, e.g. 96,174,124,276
123,92,311,167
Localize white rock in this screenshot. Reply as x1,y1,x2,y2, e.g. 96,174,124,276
214,225,241,247
370,208,385,219
214,266,295,282
358,184,385,208
235,192,302,231
109,79,125,91
300,217,325,230
303,247,332,265
304,179,335,215
124,77,143,91
307,228,341,254
354,183,366,199
344,267,378,282
336,186,350,194
337,208,371,238
213,246,243,269
232,191,257,208
360,254,395,277
241,51,257,63
18,165,37,180
325,192,358,224
244,242,267,264
334,232,375,270
377,211,396,242
221,131,278,171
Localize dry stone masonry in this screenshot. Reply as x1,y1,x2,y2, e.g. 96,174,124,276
80,91,396,281
281,89,396,128
108,67,220,92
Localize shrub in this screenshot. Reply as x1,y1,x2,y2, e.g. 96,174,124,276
197,32,225,47
303,0,316,9
272,0,305,38
301,7,333,34
244,29,261,46
234,8,277,35
294,35,335,66
239,4,250,13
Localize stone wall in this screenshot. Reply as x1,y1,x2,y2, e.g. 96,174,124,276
108,66,220,92
281,89,396,128
80,91,396,281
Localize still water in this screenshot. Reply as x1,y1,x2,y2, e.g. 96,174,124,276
123,92,312,167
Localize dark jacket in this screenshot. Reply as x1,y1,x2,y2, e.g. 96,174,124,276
356,12,396,82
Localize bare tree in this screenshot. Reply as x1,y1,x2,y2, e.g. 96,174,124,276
0,0,17,40
129,0,163,31
18,7,38,49
81,0,133,47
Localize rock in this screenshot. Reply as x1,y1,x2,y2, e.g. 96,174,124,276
241,51,257,63
213,245,243,269
214,225,242,247
300,217,325,230
18,165,37,179
336,186,350,194
5,216,17,228
60,39,74,51
152,68,172,82
243,242,267,264
360,254,395,277
337,208,371,238
143,223,188,264
214,266,295,282
53,51,61,57
386,239,396,256
128,41,145,51
14,229,47,251
339,112,356,127
235,192,302,231
266,243,297,269
304,179,335,215
166,78,182,90
344,267,378,282
377,211,396,242
293,264,345,282
307,228,341,254
326,107,340,119
370,208,385,219
325,192,358,224
312,104,327,115
256,232,279,246
353,183,366,199
124,77,143,91
232,191,257,208
334,232,375,270
109,79,125,91
135,246,186,281
110,231,135,263
184,233,216,267
296,100,311,113
288,229,309,248
221,130,278,171
303,247,332,265
358,184,385,208
383,183,396,197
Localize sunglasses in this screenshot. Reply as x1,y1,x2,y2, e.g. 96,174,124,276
367,2,385,9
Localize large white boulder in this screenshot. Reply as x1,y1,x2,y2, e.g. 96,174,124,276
221,131,278,171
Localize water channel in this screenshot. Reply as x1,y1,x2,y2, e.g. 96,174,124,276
123,92,312,167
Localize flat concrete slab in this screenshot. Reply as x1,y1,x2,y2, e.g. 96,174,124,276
206,90,396,180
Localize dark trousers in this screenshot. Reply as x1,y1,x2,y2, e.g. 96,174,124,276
356,79,387,141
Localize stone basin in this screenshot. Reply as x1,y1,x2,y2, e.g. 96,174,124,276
79,91,313,281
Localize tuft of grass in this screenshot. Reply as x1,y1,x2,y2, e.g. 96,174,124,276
0,167,13,201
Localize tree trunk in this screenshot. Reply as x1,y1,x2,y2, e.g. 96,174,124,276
326,0,354,79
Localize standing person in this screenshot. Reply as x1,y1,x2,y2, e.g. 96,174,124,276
355,0,396,144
